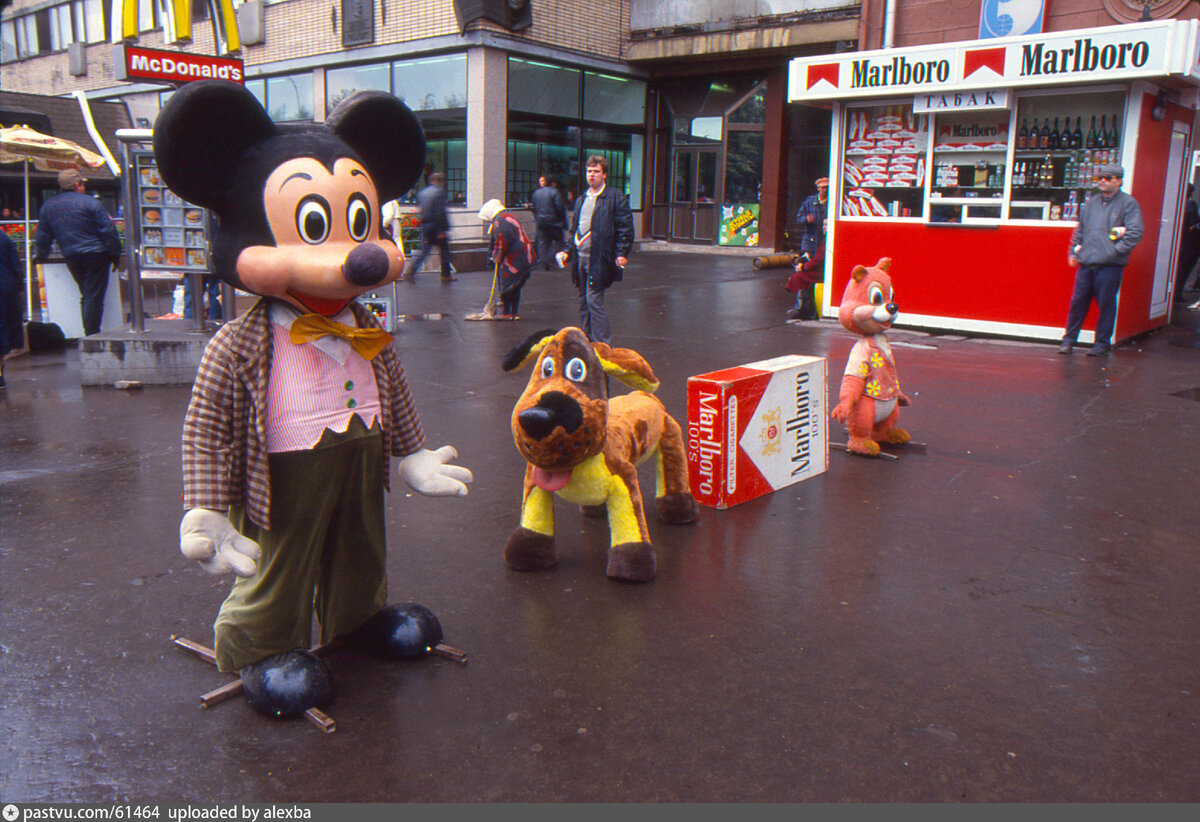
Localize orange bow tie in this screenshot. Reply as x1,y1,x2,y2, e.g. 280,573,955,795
289,313,394,361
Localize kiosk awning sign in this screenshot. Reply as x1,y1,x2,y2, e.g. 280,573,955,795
789,19,1200,102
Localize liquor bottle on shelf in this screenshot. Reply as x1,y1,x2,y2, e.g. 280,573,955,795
1017,119,1029,149
1086,115,1097,149
1039,118,1051,149
1015,161,1024,187
1109,116,1120,148
1043,153,1055,187
1050,117,1060,150
1071,117,1083,149
1098,115,1108,149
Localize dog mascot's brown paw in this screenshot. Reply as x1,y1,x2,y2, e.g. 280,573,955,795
655,492,699,525
504,527,557,571
606,542,656,582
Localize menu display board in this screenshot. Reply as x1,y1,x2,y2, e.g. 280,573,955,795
133,148,209,271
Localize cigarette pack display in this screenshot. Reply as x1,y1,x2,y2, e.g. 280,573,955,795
686,355,828,509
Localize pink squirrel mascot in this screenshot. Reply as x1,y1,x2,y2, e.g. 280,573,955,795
155,80,472,719
831,257,911,456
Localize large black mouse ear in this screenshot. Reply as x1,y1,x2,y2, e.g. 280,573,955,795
152,80,276,211
325,91,426,203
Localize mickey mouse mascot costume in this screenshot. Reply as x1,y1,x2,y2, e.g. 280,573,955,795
155,80,472,719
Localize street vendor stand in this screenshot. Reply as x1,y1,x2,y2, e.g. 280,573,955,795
788,19,1200,344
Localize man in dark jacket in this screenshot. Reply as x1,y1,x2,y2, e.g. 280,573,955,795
564,156,633,345
0,228,22,388
1058,164,1144,357
531,175,566,271
34,168,123,336
406,172,454,282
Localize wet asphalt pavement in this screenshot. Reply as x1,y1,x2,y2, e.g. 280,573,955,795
2,251,1199,802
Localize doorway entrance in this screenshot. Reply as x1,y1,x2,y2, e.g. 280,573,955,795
670,147,718,242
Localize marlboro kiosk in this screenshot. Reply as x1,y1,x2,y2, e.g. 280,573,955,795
788,20,1200,343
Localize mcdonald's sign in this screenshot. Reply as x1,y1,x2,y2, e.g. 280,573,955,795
116,44,244,84
111,0,241,55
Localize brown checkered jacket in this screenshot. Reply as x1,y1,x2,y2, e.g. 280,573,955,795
181,298,425,529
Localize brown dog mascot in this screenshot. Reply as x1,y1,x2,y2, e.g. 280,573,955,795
501,328,698,582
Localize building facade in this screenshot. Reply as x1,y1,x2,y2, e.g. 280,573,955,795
5,0,1197,254
1,0,861,251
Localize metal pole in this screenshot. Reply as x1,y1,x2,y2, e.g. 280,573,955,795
120,138,145,332
22,158,34,322
188,271,204,331
115,129,151,332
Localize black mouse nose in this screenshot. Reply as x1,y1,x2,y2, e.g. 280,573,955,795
342,243,390,287
518,391,584,440
885,302,898,314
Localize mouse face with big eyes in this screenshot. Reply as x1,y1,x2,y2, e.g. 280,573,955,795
153,80,425,316
235,156,403,315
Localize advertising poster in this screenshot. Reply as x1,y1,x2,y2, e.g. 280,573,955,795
718,203,760,246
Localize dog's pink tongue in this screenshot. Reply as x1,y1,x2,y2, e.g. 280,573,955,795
532,467,572,492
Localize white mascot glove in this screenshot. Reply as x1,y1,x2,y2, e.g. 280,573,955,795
179,508,261,577
399,445,473,497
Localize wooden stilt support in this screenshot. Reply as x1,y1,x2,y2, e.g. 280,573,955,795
432,643,468,663
172,635,340,732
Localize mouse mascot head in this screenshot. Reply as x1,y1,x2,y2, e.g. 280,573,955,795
154,79,423,315
160,80,472,724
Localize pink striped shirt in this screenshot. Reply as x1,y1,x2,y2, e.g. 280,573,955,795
265,307,383,453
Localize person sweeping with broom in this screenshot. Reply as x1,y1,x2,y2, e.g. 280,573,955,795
467,199,536,320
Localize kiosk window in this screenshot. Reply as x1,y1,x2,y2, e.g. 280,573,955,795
928,109,1008,223
1011,90,1126,222
842,103,927,219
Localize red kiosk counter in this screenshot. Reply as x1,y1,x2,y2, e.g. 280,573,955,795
788,20,1200,344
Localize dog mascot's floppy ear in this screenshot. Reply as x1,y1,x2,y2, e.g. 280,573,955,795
502,328,660,394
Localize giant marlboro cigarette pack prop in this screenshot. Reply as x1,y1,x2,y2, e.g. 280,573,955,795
686,355,828,509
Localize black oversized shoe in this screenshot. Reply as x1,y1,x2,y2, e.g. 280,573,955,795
353,603,444,659
239,650,333,718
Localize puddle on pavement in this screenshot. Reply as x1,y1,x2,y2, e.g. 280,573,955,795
395,313,450,322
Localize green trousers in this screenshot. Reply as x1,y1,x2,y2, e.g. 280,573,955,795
214,417,388,672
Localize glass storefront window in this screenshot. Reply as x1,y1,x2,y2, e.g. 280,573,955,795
842,103,928,219
509,58,581,119
507,141,540,206
728,89,766,124
392,54,466,111
244,78,266,109
673,153,692,203
267,74,314,121
584,72,646,125
1011,90,1126,222
585,127,636,197
326,64,389,114
725,131,763,203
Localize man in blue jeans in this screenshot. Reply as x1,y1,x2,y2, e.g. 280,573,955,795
35,168,123,336
564,156,633,345
1058,164,1143,357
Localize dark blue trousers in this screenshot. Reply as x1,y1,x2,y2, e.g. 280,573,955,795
1063,264,1123,348
65,252,112,336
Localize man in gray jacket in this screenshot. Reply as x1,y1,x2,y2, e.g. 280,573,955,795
1058,164,1144,356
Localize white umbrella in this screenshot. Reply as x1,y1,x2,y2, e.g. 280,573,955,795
0,125,106,321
